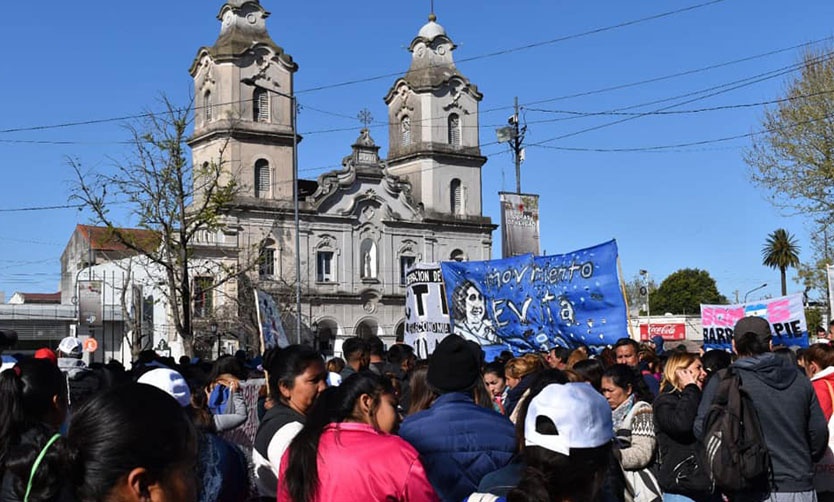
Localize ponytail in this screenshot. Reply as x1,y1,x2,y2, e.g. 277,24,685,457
284,372,394,501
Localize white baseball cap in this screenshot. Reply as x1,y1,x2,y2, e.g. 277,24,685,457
57,336,83,356
137,368,191,408
524,382,613,455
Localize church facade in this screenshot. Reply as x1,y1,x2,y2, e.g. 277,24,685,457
188,1,494,355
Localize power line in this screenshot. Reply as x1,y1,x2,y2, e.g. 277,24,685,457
535,106,834,153
483,35,834,114
523,88,834,122
297,0,728,94
530,51,834,146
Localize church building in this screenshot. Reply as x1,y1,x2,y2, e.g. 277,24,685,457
187,1,494,355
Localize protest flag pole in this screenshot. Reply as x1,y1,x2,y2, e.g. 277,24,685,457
617,257,637,340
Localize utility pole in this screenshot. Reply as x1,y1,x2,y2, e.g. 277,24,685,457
510,97,526,194
496,97,527,192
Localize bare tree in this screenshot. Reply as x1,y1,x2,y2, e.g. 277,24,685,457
70,96,243,357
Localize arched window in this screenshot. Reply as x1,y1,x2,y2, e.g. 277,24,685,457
450,178,463,215
259,240,275,278
448,113,461,146
204,91,213,123
253,88,269,122
401,116,411,146
450,249,466,262
255,159,270,198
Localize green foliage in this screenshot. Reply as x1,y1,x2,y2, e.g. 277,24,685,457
747,49,834,220
649,268,728,315
762,228,801,296
806,306,824,334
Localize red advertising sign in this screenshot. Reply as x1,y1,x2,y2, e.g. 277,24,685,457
640,323,686,341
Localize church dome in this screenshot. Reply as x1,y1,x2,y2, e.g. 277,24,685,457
417,15,446,41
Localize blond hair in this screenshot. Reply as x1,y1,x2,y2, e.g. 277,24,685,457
505,353,544,379
661,352,699,392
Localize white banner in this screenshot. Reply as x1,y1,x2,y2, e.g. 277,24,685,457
701,293,808,350
404,262,451,359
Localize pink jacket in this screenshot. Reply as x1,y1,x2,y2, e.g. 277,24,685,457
277,422,439,502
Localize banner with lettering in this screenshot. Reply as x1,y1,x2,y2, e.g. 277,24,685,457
500,192,541,258
440,240,629,355
254,289,290,352
701,293,808,351
404,263,452,359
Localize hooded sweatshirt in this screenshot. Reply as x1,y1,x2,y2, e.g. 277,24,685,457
694,352,828,493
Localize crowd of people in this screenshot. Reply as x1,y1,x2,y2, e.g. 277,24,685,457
0,319,833,501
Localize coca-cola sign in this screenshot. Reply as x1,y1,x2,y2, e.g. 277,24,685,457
640,323,686,341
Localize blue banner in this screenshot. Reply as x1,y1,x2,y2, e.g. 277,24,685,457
440,240,629,355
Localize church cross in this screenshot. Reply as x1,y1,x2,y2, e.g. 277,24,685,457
358,108,373,128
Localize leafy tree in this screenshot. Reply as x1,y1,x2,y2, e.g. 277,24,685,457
70,97,245,357
649,268,728,315
762,228,801,296
746,49,834,220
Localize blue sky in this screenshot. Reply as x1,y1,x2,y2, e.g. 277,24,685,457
0,0,831,306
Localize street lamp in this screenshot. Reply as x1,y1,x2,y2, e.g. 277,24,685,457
241,77,302,344
210,320,219,359
639,269,651,341
744,283,767,303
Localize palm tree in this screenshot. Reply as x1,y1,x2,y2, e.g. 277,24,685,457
762,228,801,296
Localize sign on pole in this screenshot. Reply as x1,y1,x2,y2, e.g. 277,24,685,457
499,192,541,258
404,263,451,359
78,280,103,327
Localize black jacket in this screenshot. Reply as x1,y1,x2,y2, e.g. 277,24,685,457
694,353,829,493
653,383,712,495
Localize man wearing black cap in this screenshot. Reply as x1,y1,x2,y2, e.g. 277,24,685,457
398,334,515,502
694,316,828,501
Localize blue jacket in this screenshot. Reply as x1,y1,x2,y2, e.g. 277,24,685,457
399,392,516,502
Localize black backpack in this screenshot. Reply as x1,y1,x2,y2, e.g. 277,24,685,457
702,367,771,493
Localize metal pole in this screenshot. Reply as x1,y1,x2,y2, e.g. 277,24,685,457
292,96,302,344
646,271,651,343
514,96,521,194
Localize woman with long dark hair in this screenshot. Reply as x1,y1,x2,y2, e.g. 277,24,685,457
252,345,326,498
602,364,659,501
0,358,68,501
279,372,437,501
65,382,199,501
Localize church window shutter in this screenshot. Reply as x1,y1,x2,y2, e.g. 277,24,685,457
448,114,461,147
254,89,269,122
450,179,463,214
255,159,270,198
